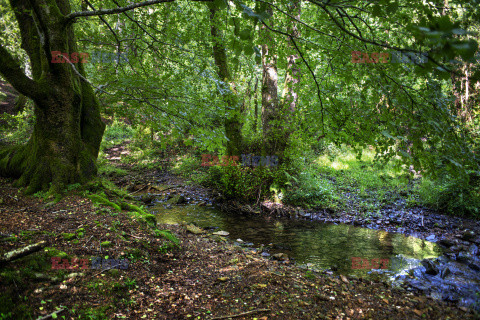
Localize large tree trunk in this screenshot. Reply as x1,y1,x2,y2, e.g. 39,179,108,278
261,5,280,157
261,2,300,160
281,0,301,115
0,0,105,194
209,7,243,156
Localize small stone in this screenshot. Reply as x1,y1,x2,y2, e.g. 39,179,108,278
217,277,229,282
186,224,204,234
212,231,229,236
449,245,463,253
272,253,288,261
468,244,478,256
426,234,436,241
457,251,470,263
438,239,456,247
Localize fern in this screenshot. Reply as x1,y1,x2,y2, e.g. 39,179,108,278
154,230,179,246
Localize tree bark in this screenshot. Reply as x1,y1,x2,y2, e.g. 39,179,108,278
209,7,243,156
261,5,280,157
261,1,300,160
0,0,105,194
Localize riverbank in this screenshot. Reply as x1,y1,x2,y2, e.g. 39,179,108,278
1,163,479,319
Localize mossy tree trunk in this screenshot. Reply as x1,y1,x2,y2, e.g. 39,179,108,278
261,2,300,161
0,0,105,194
260,5,280,157
210,7,243,156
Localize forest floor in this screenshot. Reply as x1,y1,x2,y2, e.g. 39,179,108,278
1,151,479,319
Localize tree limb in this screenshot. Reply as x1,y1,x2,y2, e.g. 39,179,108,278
65,0,177,22
0,240,47,266
0,44,42,100
36,308,65,320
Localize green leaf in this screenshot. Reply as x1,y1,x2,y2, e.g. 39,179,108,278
239,27,252,40
213,0,227,10
372,5,382,16
244,45,254,56
381,130,395,140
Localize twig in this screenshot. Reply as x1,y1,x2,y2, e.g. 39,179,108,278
84,235,94,247
210,309,270,320
36,307,65,320
71,265,116,286
158,185,182,193
123,232,143,240
130,185,149,194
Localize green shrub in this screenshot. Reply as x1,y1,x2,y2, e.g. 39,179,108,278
0,100,34,145
283,168,335,208
171,154,201,178
202,163,277,202
101,119,134,148
416,174,480,217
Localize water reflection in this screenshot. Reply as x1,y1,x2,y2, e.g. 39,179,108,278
152,204,442,276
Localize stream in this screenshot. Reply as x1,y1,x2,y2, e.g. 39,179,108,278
149,200,480,311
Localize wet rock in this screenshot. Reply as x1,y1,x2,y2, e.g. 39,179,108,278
444,253,456,260
461,230,475,241
468,262,480,271
185,224,205,235
440,267,451,279
140,194,155,204
457,251,470,263
426,234,436,242
175,195,187,204
448,245,463,253
272,253,289,261
421,259,439,275
438,239,456,247
468,244,478,256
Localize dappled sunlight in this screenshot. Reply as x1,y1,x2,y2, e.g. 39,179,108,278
331,161,350,170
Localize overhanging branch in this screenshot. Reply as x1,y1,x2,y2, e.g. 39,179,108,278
65,0,176,22
0,44,42,100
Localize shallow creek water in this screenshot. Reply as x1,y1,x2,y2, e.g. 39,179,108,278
152,204,441,275
151,203,480,309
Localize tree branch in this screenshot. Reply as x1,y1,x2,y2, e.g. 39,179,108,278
65,0,177,22
0,44,42,100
